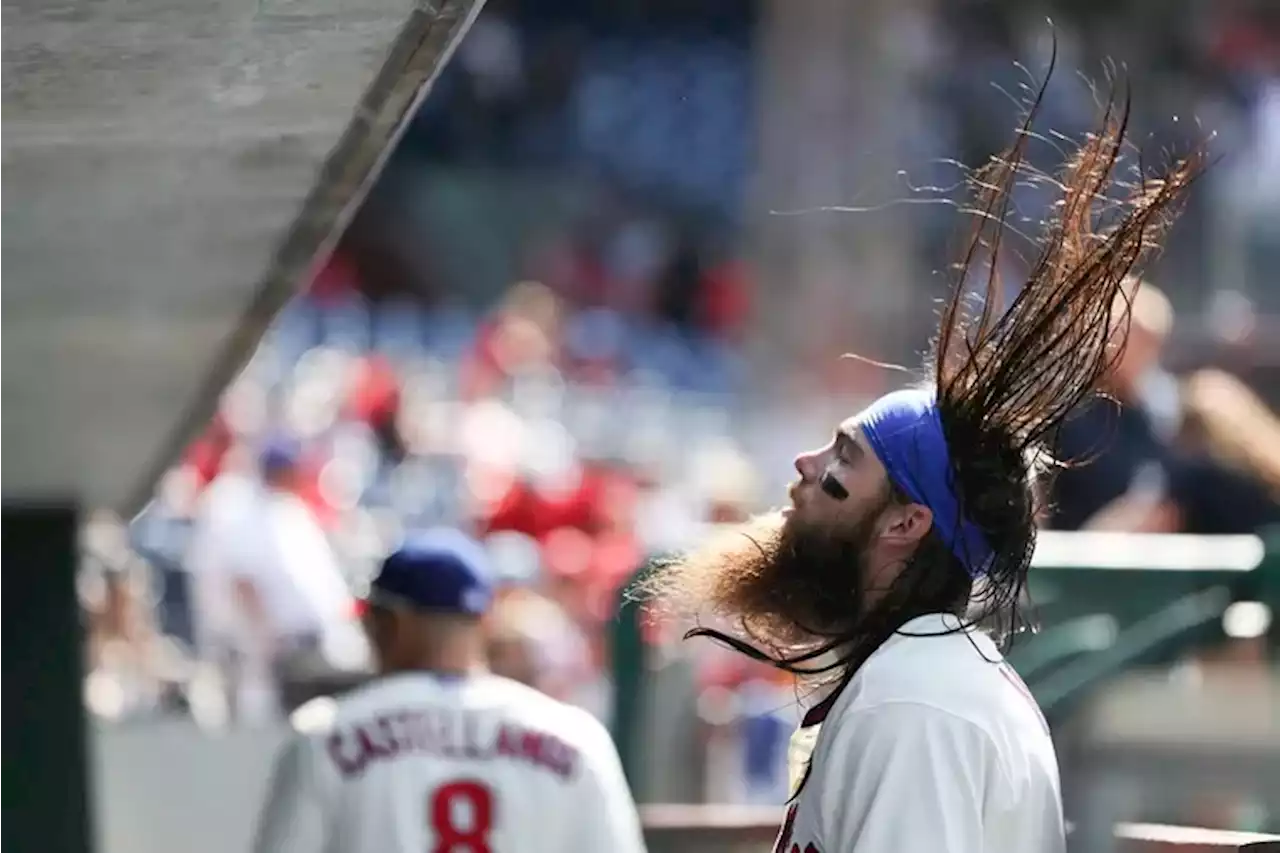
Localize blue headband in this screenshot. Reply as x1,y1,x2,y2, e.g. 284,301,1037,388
856,387,993,577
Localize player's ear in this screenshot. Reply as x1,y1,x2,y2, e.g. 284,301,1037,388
362,605,395,652
878,502,933,546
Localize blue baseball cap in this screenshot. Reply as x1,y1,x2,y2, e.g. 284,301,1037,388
260,437,302,474
367,528,494,616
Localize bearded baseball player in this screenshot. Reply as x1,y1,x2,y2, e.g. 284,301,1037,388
251,528,646,853
643,78,1206,853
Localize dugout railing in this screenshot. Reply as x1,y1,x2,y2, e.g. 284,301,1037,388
610,529,1280,844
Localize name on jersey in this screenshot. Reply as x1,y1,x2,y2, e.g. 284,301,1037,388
326,708,579,781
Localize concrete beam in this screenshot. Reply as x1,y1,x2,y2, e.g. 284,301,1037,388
2,0,485,510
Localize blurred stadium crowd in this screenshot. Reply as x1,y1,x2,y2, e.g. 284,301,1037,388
79,0,1280,807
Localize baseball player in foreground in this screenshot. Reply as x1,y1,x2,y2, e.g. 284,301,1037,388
251,528,646,853
640,74,1206,853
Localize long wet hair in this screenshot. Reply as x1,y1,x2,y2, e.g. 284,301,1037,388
666,59,1208,683
933,64,1206,648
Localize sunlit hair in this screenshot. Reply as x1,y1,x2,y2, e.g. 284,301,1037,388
929,60,1207,650
637,54,1209,683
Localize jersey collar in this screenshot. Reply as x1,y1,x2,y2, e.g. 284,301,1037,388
799,612,979,727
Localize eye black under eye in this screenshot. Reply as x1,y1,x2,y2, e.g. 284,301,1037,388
820,472,850,501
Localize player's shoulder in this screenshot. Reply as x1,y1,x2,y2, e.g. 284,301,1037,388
284,672,440,736
857,616,1006,698
830,615,1023,737
288,694,343,736
287,672,608,740
833,616,1054,758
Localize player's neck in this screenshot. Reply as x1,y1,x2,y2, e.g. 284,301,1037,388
390,640,487,677
383,660,487,679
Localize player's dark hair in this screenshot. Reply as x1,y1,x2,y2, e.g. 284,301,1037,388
682,57,1207,683
929,64,1205,649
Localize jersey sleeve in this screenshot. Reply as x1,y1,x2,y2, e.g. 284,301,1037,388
251,732,330,853
814,703,1002,853
567,715,647,853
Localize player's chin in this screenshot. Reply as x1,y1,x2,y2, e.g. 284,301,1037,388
776,504,807,534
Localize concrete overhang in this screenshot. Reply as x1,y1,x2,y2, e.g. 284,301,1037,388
2,0,484,511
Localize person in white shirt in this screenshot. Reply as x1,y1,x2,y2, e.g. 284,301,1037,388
185,446,260,667
186,439,362,722
639,81,1205,853
252,527,647,853
235,440,355,652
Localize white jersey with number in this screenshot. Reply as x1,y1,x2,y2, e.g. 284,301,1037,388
252,672,647,853
774,613,1065,853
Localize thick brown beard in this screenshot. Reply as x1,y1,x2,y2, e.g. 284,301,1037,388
640,503,884,655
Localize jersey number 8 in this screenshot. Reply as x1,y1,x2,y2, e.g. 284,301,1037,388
429,780,494,853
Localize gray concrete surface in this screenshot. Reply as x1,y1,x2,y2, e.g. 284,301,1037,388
2,0,485,509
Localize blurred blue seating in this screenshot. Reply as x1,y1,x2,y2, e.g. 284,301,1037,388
422,305,479,360
570,39,751,213
372,297,429,362
318,293,374,353
265,295,322,370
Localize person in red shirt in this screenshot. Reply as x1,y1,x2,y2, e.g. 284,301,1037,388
463,281,563,399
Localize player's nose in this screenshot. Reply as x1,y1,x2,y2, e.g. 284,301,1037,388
794,450,819,482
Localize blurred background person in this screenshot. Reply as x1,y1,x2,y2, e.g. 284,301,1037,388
485,586,594,705
1051,277,1280,534
185,439,365,724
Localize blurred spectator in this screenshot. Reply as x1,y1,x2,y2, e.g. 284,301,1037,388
183,415,234,491
485,586,599,714
1051,277,1280,534
464,281,564,398
185,446,259,665
185,439,366,723
346,354,409,466
1180,368,1280,501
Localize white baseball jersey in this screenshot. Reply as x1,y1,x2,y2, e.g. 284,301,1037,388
774,613,1065,853
252,671,647,853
